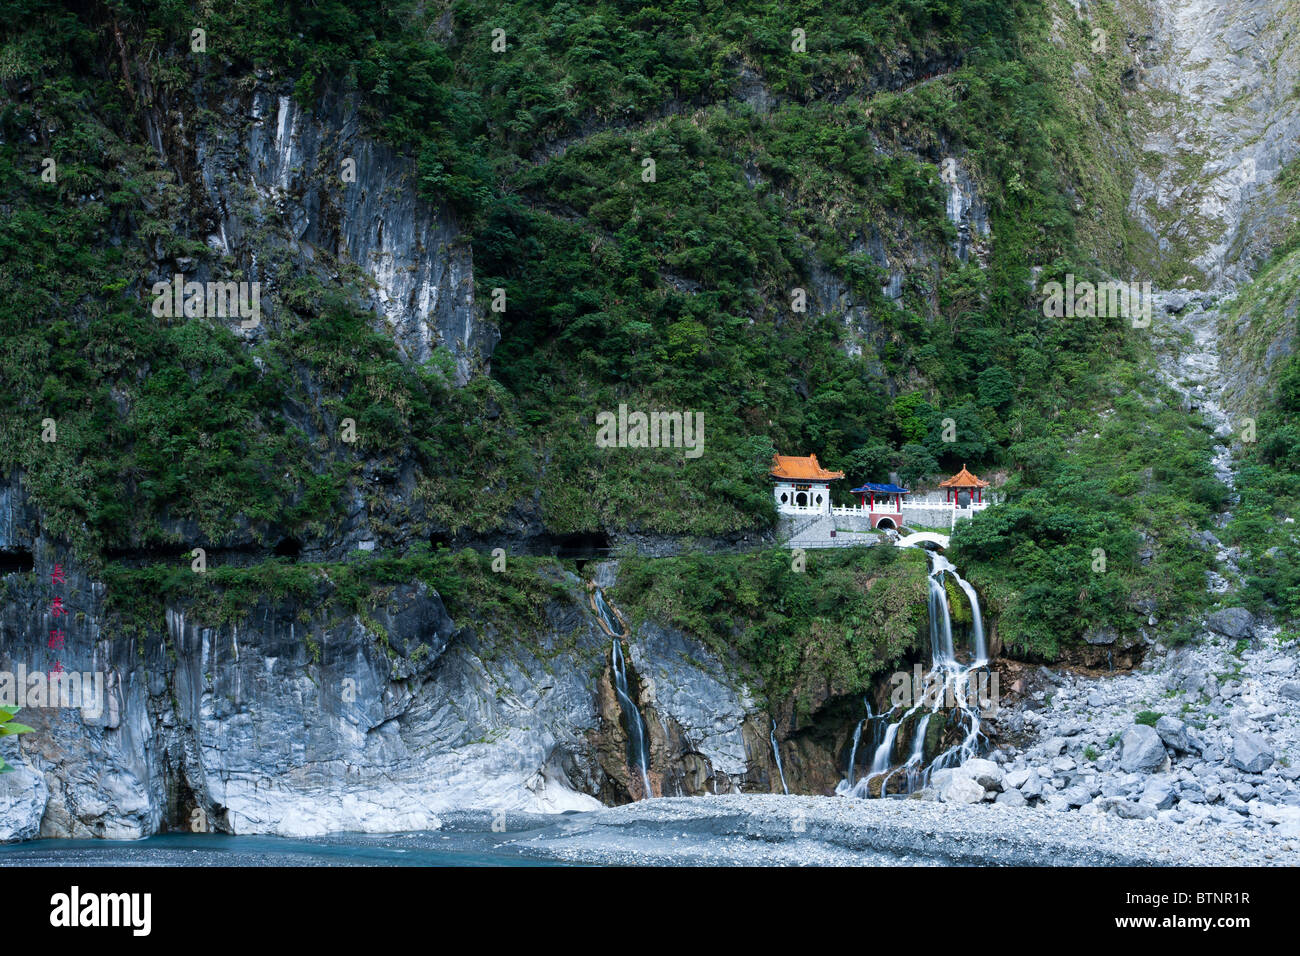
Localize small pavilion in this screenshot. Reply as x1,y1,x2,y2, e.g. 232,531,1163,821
771,454,845,514
848,482,910,530
939,464,989,507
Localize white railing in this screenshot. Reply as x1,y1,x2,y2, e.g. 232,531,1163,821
831,504,880,516
779,504,831,515
784,498,995,517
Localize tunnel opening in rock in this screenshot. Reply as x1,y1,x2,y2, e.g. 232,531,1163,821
274,536,302,561
0,548,34,575
552,531,611,561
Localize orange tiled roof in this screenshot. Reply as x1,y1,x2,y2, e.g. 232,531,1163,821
771,454,845,481
938,464,990,488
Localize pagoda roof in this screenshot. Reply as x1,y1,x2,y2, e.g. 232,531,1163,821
850,482,910,495
771,454,845,481
938,464,990,488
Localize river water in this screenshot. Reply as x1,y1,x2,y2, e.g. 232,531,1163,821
0,805,918,867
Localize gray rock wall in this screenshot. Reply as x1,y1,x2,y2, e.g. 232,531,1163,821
192,84,498,383
0,524,782,838
1128,0,1300,287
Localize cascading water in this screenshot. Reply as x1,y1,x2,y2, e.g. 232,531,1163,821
592,588,653,800
840,549,991,798
869,722,900,776
836,700,898,796
770,720,789,795
845,717,867,788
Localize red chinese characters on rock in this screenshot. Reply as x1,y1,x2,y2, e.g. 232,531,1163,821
48,562,67,673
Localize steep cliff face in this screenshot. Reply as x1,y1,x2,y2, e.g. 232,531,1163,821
1127,0,1300,288
191,84,498,384
3,503,926,839
2,492,821,838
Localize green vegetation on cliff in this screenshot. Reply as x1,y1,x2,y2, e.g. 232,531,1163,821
612,545,930,711
101,546,571,642
0,0,1237,658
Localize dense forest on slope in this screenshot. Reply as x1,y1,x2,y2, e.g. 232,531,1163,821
0,0,1263,657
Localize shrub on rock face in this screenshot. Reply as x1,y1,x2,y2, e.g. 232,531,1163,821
1119,724,1168,773
0,707,34,773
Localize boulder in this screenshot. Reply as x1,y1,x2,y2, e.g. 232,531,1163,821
940,775,986,805
1155,715,1191,753
1020,772,1044,799
1193,531,1221,552
1179,671,1207,696
1119,724,1169,773
1093,796,1157,820
1141,778,1177,810
1004,768,1032,790
995,789,1028,808
1061,785,1093,807
1178,783,1207,804
1278,682,1300,701
1205,607,1255,640
961,758,1004,792
1230,731,1274,774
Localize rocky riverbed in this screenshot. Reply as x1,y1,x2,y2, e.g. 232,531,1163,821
913,285,1300,847
5,796,1284,867
936,615,1300,844
500,794,1293,866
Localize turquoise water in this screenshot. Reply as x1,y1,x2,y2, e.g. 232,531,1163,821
0,829,563,867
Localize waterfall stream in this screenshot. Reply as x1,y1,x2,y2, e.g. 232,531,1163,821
838,548,990,798
845,716,866,788
770,721,789,795
592,588,654,800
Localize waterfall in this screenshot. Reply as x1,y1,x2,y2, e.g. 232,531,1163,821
593,588,653,801
841,548,989,798
869,722,899,775
845,718,866,787
836,700,892,797
905,714,931,790
770,721,789,795
927,570,955,662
